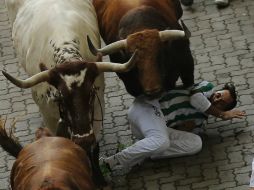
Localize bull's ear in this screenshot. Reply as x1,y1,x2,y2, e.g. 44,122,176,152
180,20,191,38
35,127,53,140
95,52,103,62
39,63,49,71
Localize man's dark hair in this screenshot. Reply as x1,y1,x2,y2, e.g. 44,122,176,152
222,83,237,111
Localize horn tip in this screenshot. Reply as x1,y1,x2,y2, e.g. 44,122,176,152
87,35,98,56
133,49,139,56
2,70,9,78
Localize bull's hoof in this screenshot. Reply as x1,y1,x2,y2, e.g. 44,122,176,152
180,0,194,6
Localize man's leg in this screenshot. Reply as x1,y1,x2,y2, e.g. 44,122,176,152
103,98,170,170
151,127,202,160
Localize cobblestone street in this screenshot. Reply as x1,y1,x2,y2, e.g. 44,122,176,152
1,0,254,189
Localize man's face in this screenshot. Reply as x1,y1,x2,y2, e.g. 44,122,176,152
210,90,234,110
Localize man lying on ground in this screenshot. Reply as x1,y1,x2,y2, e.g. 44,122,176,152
101,81,245,172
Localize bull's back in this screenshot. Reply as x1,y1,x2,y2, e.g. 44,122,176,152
13,0,100,74
11,137,93,189
93,0,183,43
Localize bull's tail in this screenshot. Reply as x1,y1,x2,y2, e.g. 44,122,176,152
0,118,23,158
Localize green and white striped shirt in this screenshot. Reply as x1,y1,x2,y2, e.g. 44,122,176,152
159,81,214,128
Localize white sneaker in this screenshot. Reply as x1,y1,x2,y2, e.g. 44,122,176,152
100,156,122,171
215,0,229,7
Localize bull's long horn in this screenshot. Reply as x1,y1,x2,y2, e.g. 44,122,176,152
95,50,138,73
2,70,50,88
87,35,127,56
159,30,185,42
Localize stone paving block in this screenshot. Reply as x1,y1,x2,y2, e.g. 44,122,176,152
202,30,227,39
118,129,132,137
144,172,171,182
208,181,236,190
234,165,252,174
103,133,118,145
159,174,185,184
231,68,251,77
201,72,216,82
235,173,251,185
9,86,22,93
113,116,128,126
0,178,8,190
161,183,176,190
11,101,25,112
200,64,225,73
226,185,249,190
212,148,227,161
195,62,211,70
237,132,253,144
204,37,218,48
178,177,203,186
186,165,202,178
228,151,244,163
219,170,235,183
218,162,245,171
0,99,10,110
128,178,144,190
239,94,254,105
144,180,159,190
203,167,218,180
215,65,241,75
219,39,233,49
192,179,220,189
176,185,191,190
118,136,133,146
220,121,246,132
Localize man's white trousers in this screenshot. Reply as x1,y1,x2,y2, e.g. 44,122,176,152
112,98,202,169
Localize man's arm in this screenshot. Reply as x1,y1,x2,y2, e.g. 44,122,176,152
205,105,245,120
190,92,245,120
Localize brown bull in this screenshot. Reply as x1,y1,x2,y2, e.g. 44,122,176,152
0,122,94,190
89,0,194,98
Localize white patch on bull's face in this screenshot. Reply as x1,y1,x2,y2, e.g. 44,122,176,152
60,68,87,91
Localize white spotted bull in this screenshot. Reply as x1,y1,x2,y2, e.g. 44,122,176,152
4,0,137,187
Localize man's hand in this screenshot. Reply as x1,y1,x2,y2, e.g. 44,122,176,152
221,110,246,120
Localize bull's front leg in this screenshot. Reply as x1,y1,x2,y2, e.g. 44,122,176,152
90,143,108,189
56,119,71,138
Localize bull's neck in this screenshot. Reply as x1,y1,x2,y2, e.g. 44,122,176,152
51,40,83,65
